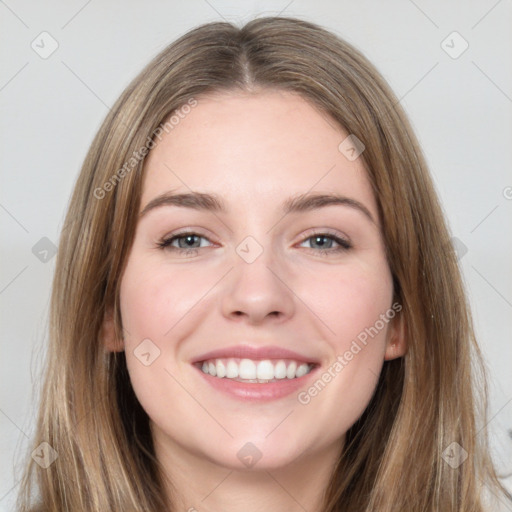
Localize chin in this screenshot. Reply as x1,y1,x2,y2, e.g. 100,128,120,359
197,432,316,472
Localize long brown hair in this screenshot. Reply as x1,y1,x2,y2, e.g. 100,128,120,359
16,16,507,511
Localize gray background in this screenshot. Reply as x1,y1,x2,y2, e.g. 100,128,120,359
1,1,511,510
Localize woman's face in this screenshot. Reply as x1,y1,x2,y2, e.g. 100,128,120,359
113,89,404,471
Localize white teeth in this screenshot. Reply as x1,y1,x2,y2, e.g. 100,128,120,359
286,361,297,379
216,360,226,378
274,360,287,379
256,360,274,380
239,359,257,379
226,360,239,378
296,363,309,377
199,358,313,381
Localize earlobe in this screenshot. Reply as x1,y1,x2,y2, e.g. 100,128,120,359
101,308,124,352
384,310,407,361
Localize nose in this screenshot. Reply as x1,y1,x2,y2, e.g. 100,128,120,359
220,247,296,325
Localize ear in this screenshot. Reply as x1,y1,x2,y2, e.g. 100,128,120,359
384,307,407,361
100,307,124,352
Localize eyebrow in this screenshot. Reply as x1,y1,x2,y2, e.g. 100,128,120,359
139,190,376,225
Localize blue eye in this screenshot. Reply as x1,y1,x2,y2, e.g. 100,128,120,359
157,231,352,256
157,232,211,255
299,233,352,255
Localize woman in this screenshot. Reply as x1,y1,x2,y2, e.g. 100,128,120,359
17,16,508,511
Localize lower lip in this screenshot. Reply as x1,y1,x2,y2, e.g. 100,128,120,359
193,364,319,401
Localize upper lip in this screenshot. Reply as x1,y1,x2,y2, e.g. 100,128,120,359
191,344,320,365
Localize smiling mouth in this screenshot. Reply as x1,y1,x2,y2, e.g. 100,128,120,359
195,357,317,383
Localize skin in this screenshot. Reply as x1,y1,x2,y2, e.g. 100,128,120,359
103,89,406,511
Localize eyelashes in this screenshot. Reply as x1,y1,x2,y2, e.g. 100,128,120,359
156,230,352,257
157,233,210,256
302,233,352,252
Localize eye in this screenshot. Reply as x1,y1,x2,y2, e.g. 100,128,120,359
157,232,213,256
298,231,352,255
157,230,352,257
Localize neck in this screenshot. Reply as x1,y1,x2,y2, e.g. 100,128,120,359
153,432,343,512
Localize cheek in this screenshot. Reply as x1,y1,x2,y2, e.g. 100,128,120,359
119,257,207,341
295,261,394,428
119,256,203,422
302,260,394,350
118,256,195,383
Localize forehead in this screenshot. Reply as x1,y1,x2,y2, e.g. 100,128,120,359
141,89,378,222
